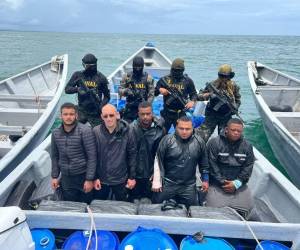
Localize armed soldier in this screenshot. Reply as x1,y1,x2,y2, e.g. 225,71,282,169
119,56,154,123
65,53,110,127
155,58,197,132
196,64,241,142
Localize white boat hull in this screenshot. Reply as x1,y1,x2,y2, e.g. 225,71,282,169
248,61,300,188
0,55,68,182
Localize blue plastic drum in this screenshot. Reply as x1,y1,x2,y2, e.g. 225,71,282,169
62,230,119,250
119,227,178,250
180,236,234,250
31,229,56,250
255,240,290,250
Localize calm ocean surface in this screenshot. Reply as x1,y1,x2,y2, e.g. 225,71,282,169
1,31,300,176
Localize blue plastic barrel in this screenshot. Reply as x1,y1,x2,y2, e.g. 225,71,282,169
180,235,235,250
62,230,119,250
31,229,56,250
255,240,290,250
119,227,178,250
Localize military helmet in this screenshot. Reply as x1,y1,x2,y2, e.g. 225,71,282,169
82,53,97,64
171,58,185,70
218,64,235,79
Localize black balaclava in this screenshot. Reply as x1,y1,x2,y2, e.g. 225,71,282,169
171,58,185,80
82,53,97,75
132,56,144,77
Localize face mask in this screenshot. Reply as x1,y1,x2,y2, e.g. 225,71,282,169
171,68,184,79
133,66,143,76
83,63,97,75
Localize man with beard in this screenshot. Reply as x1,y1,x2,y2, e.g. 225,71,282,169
152,116,209,207
51,103,97,203
196,64,241,142
119,56,154,123
155,58,197,132
93,104,137,201
65,53,110,127
129,101,166,202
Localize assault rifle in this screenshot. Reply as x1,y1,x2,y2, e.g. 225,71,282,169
127,80,144,104
160,78,188,111
77,79,100,111
206,82,244,123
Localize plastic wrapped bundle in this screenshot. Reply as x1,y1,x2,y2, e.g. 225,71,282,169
37,200,87,212
29,175,62,207
90,200,137,215
189,206,242,220
138,203,188,217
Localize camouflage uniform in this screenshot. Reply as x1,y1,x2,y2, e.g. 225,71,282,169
119,56,154,123
196,64,241,142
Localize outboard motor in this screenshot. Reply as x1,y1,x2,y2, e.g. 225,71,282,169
0,206,34,250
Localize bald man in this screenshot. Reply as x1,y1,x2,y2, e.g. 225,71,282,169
93,104,137,201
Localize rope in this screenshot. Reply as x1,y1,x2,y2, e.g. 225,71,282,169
86,206,98,250
225,206,264,250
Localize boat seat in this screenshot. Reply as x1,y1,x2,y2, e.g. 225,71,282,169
273,112,300,118
0,94,52,103
0,125,32,136
0,108,45,126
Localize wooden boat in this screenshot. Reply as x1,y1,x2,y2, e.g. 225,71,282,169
0,55,68,183
248,61,300,189
1,47,300,249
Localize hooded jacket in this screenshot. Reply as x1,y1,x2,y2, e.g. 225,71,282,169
157,132,209,186
131,117,165,179
51,122,97,181
93,119,137,185
207,132,255,186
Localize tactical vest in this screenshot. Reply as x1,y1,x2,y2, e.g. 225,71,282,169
125,72,150,104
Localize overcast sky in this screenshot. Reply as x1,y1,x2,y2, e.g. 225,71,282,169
0,0,300,35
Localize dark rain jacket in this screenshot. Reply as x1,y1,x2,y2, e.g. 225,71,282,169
157,132,209,186
93,119,137,185
131,117,165,179
65,70,110,114
51,122,97,181
154,74,197,112
207,132,255,186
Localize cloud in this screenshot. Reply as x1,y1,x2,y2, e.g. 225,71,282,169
0,0,299,35
0,0,25,10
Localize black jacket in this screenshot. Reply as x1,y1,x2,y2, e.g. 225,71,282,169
65,70,110,113
131,117,165,179
207,133,255,186
51,122,97,180
157,132,209,185
154,74,197,111
93,120,137,185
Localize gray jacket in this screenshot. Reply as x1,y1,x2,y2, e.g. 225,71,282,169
51,122,97,180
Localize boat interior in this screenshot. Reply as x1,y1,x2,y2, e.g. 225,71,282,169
0,62,63,159
254,65,300,142
109,46,171,93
